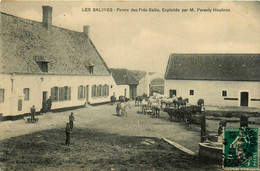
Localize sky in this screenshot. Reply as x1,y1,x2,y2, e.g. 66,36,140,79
1,1,260,73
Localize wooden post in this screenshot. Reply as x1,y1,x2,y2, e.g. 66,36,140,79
240,114,249,127
201,114,206,143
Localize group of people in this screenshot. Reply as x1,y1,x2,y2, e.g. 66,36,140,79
65,112,75,146
42,96,52,113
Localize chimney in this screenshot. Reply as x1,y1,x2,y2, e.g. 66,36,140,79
42,6,53,30
83,25,90,39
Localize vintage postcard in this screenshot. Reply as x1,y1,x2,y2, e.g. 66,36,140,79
0,1,259,170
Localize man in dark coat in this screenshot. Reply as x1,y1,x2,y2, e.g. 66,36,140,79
46,96,52,112
30,105,36,122
65,123,71,146
69,112,75,130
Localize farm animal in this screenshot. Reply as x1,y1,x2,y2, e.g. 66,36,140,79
165,107,179,121
151,101,162,118
141,99,148,114
116,102,130,117
173,97,189,109
135,96,143,107
119,96,129,103
110,95,116,105
161,96,178,108
120,102,130,117
147,97,159,108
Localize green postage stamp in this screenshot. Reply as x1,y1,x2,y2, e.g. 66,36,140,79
223,127,259,170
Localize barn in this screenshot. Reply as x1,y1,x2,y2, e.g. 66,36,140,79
110,68,138,100
0,6,116,119
164,54,260,108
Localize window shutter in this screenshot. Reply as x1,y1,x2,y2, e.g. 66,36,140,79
68,87,71,100
78,86,80,99
62,87,65,101
51,88,55,101
83,86,85,98
59,87,62,101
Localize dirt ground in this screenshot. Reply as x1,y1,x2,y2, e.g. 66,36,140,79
1,102,258,170
0,128,222,171
0,102,202,153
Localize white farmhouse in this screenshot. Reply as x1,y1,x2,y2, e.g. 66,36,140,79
0,6,116,119
164,54,260,108
110,68,138,100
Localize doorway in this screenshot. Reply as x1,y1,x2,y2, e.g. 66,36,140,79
240,92,249,106
85,85,89,104
169,89,177,98
42,91,47,112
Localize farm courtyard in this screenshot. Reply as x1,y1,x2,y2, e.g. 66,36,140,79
1,102,259,170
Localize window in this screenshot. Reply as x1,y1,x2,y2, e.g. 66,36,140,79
64,86,71,100
190,90,194,96
92,85,97,97
23,88,30,101
111,85,113,88
18,99,22,111
0,89,4,103
51,87,59,101
222,90,227,97
51,86,71,101
169,89,176,98
89,66,94,74
106,85,109,96
97,85,102,97
37,62,48,72
102,85,106,96
78,85,84,99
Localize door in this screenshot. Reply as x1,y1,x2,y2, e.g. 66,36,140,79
169,89,177,98
240,92,249,106
42,91,47,112
129,85,136,100
124,88,127,97
85,85,89,104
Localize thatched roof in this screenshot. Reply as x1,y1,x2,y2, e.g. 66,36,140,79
110,68,139,85
0,12,110,76
165,54,260,81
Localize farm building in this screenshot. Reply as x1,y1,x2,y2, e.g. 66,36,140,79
130,70,164,96
110,68,138,100
164,54,260,108
0,6,116,119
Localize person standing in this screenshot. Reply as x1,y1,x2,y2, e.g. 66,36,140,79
30,105,36,123
69,112,75,130
65,123,71,146
46,96,52,112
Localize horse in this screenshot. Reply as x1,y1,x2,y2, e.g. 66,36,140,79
174,97,189,109
147,97,159,109
151,100,162,118
116,102,130,117
119,96,129,103
120,102,130,117
197,99,204,107
110,95,116,105
161,96,177,108
165,107,179,121
141,99,148,114
135,96,143,107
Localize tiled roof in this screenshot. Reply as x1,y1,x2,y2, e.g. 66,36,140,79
165,54,260,81
0,12,110,76
110,68,139,85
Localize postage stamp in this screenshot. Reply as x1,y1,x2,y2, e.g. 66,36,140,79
223,127,259,170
